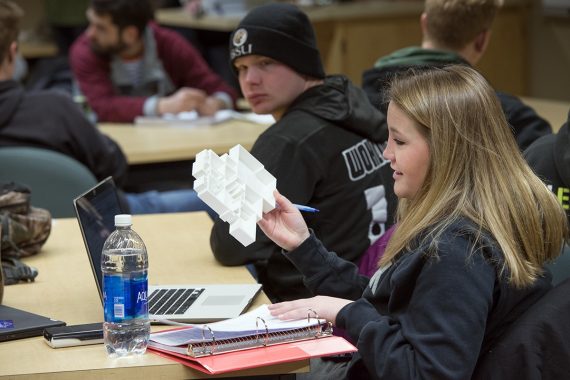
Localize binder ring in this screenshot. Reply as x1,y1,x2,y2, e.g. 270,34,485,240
256,316,269,346
201,324,216,355
307,308,319,323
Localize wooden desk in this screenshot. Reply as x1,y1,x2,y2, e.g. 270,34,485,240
0,213,307,379
157,8,240,31
99,120,269,165
521,97,569,132
19,40,58,59
157,0,530,95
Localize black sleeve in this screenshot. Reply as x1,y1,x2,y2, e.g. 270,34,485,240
362,67,389,114
210,220,278,265
284,233,370,300
523,133,558,181
60,95,129,187
498,92,552,151
336,237,496,380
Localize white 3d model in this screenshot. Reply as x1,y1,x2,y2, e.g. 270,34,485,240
192,144,276,246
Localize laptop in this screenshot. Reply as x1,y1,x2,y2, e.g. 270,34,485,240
73,177,261,323
0,304,65,342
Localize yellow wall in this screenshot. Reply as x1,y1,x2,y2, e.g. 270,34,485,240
529,0,570,101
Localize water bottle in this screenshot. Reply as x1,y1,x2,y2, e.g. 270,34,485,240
101,214,150,357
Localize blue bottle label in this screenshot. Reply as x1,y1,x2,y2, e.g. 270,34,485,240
103,271,148,323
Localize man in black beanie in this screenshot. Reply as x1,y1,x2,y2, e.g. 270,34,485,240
210,3,397,302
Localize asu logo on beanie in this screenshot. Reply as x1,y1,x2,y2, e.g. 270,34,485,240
230,28,252,60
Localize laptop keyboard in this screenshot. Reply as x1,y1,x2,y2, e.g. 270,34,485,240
148,288,205,315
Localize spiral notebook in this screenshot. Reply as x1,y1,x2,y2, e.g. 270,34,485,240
147,304,357,375
73,177,261,323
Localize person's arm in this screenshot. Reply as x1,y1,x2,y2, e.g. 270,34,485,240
336,236,496,379
523,133,557,180
498,92,553,151
258,192,370,299
59,94,129,186
156,25,238,110
69,35,147,123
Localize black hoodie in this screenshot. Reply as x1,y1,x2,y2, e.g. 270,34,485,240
285,218,551,379
210,75,397,302
524,111,570,224
0,80,128,186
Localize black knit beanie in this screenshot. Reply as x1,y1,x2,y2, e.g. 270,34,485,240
229,3,325,79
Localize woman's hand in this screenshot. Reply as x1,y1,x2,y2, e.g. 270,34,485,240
268,296,353,326
257,191,310,251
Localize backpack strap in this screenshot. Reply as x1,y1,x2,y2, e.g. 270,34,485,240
1,257,38,285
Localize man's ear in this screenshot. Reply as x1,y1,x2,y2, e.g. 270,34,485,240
420,12,429,36
7,41,17,64
474,30,491,54
121,25,140,45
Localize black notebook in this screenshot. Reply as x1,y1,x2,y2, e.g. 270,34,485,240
0,304,65,342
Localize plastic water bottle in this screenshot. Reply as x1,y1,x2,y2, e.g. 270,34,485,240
101,214,150,357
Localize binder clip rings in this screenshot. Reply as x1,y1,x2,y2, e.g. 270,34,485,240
307,308,332,337
307,308,319,323
256,317,269,346
201,324,216,355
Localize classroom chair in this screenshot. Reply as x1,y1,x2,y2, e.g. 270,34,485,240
0,147,97,218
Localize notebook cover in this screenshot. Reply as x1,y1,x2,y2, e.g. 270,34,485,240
148,335,356,375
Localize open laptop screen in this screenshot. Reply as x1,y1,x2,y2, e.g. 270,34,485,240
73,177,123,303
73,177,262,322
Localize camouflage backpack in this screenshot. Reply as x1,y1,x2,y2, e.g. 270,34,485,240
0,182,49,296
0,182,52,259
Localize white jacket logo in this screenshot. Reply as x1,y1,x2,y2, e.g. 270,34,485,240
342,140,389,181
365,185,388,245
342,139,390,245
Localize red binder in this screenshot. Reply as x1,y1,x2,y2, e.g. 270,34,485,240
148,335,356,375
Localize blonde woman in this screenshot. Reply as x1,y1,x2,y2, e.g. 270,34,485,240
258,65,568,379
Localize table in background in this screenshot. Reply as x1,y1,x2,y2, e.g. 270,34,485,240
99,119,269,165
99,119,269,192
522,97,569,132
0,212,307,379
19,40,59,59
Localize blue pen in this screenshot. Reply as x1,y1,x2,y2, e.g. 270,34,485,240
292,204,320,213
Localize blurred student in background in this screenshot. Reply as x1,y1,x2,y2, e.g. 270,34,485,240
0,0,210,215
70,0,237,122
525,111,570,225
362,0,551,151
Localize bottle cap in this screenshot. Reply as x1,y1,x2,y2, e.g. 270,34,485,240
114,214,132,227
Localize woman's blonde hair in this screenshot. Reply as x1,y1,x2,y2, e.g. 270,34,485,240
381,65,568,287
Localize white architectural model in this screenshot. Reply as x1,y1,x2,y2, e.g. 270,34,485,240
192,145,276,246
